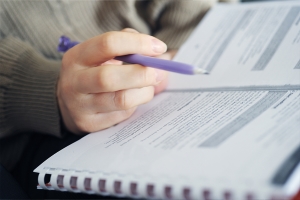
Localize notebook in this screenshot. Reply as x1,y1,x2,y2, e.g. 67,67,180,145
34,1,300,199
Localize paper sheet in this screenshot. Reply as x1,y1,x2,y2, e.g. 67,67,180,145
168,1,300,90
35,1,300,198
34,89,300,196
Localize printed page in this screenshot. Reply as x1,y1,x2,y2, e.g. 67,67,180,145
34,1,300,197
168,1,300,90
35,89,300,196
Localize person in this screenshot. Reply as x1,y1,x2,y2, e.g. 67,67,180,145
0,0,236,198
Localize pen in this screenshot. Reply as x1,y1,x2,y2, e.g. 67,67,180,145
58,36,209,75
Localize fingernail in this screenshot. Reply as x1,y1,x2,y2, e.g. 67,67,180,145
152,38,167,54
155,69,165,83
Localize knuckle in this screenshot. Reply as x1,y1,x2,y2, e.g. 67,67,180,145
122,107,136,118
113,90,132,110
100,32,117,54
114,109,135,123
143,67,156,85
97,69,115,91
145,86,155,102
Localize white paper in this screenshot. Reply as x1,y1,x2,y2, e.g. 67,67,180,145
168,1,300,90
34,89,300,197
34,1,300,199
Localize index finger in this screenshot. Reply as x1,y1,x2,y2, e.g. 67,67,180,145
72,31,167,66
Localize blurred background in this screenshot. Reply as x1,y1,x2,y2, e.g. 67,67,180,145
241,0,290,2
241,0,291,1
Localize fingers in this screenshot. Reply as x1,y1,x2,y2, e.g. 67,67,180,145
75,64,167,93
82,86,154,113
58,29,169,134
154,73,169,95
74,31,167,66
75,107,137,133
63,86,154,133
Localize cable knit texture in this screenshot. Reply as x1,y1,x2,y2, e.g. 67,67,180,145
0,0,237,170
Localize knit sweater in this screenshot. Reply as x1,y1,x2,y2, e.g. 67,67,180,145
0,0,236,171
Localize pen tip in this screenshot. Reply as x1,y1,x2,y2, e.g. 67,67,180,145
194,68,209,75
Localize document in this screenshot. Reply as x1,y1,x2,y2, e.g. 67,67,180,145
168,1,300,90
35,1,300,199
36,90,300,197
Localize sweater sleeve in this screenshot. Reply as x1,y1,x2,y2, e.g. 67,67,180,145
0,36,62,138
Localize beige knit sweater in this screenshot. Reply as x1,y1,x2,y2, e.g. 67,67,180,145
0,0,236,171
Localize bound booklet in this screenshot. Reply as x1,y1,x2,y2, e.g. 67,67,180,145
34,1,300,199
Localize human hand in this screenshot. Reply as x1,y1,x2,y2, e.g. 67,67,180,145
152,49,177,94
57,29,168,134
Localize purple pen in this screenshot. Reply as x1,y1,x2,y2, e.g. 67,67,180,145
58,36,208,75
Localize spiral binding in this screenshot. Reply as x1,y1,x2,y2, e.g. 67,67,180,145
36,168,286,200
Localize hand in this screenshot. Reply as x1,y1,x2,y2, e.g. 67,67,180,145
153,49,177,93
57,29,168,134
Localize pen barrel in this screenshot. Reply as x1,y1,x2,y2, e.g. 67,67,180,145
115,54,195,75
